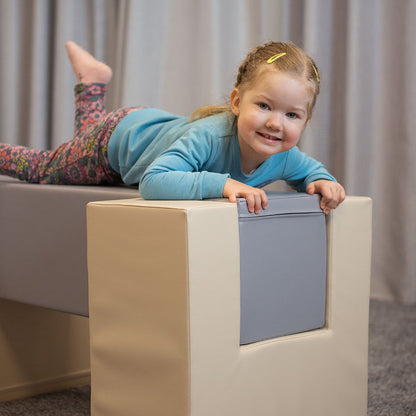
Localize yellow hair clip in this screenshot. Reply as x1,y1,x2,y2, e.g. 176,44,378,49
267,52,286,63
312,65,320,82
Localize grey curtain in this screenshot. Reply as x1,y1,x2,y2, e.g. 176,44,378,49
1,0,415,304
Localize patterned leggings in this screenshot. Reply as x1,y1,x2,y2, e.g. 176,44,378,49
0,83,140,185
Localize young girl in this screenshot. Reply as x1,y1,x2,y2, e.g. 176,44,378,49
0,41,345,214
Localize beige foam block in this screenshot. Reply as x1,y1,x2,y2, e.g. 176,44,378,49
87,196,372,416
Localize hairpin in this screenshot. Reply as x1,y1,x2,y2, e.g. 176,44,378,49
267,52,286,63
312,65,320,82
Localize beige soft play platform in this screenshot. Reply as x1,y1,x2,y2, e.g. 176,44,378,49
0,176,372,413
87,195,372,416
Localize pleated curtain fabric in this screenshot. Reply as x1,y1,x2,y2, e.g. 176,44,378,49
1,0,415,303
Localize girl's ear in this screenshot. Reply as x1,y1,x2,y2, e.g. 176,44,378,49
230,88,241,116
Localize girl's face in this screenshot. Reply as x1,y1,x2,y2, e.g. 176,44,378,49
230,70,312,173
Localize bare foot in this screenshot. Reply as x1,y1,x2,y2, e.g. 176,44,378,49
65,41,112,84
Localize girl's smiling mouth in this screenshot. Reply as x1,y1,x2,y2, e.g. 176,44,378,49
257,132,282,141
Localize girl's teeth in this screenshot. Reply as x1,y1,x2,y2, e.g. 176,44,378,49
259,132,281,141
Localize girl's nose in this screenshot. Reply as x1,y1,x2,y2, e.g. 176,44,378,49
266,114,283,131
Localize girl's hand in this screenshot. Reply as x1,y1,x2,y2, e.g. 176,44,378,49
223,178,268,214
306,180,346,215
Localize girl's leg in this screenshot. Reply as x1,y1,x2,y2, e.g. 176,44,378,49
65,41,113,136
0,107,137,184
0,42,139,185
74,83,107,137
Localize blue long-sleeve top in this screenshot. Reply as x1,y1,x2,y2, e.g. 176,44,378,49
107,108,336,200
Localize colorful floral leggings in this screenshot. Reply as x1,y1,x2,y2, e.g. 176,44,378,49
0,83,140,185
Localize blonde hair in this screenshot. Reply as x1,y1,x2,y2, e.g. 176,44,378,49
190,41,320,122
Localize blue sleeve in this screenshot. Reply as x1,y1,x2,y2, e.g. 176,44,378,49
139,134,230,200
282,147,337,192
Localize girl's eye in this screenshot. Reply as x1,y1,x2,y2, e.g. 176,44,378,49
258,103,270,110
286,112,297,119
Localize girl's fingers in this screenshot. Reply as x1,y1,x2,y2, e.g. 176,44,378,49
245,194,255,213
320,183,346,214
240,190,267,214
222,178,268,214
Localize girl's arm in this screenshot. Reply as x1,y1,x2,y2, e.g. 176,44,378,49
283,148,336,191
142,166,267,214
283,147,345,214
140,169,229,200
139,135,229,200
